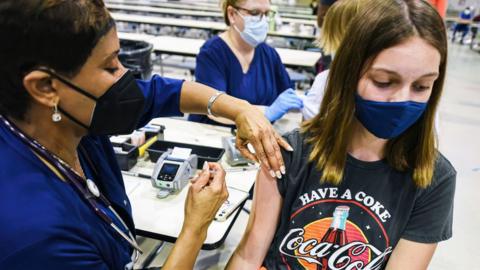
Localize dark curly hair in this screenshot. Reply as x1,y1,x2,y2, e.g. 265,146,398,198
0,0,115,120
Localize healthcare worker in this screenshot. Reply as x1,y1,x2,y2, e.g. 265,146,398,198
0,1,291,269
188,0,304,127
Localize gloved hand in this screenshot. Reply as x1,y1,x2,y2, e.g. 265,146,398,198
264,88,304,122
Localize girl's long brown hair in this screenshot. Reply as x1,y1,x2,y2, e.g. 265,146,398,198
302,0,448,188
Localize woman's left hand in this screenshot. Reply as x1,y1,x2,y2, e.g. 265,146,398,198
234,107,293,179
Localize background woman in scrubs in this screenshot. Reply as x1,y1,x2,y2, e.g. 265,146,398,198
188,0,304,126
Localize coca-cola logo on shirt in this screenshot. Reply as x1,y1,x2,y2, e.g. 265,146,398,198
279,228,392,270
278,190,393,270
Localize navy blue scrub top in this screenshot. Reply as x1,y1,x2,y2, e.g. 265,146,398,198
0,75,184,270
188,36,293,126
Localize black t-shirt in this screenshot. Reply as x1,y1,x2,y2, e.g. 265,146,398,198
263,130,456,270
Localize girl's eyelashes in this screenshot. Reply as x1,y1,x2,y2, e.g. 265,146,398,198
373,80,392,88
413,84,431,92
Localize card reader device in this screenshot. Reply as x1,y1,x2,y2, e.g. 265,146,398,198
222,136,251,166
151,148,198,198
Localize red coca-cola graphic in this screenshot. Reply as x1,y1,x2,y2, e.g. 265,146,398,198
318,206,350,270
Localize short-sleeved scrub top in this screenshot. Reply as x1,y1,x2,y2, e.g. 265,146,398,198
0,75,184,270
188,36,293,126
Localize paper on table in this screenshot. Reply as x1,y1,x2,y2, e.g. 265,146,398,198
110,135,130,144
170,147,192,160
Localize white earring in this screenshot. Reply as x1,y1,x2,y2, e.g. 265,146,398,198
52,104,62,122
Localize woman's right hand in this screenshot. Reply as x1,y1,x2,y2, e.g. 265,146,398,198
182,162,228,236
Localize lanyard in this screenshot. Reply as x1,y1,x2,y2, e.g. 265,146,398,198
0,115,143,259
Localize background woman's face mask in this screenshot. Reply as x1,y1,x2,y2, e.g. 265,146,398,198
40,68,146,135
233,11,269,48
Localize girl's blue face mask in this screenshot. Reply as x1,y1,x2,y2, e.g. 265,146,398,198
354,94,428,139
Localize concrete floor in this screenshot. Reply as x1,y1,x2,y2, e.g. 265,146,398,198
428,43,480,270
139,43,480,270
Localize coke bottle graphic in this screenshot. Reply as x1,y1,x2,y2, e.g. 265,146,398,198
318,206,350,270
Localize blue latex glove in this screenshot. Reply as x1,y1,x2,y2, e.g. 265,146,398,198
265,89,304,122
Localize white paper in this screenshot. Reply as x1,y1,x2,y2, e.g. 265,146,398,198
110,135,130,144
170,147,192,160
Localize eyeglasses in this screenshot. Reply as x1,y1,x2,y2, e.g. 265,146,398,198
233,6,276,22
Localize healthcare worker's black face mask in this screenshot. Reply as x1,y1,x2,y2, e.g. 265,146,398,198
39,68,146,135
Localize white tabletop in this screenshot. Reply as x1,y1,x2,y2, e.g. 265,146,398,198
124,118,257,248
107,3,317,26
106,0,316,19
108,3,224,18
150,35,204,56
279,12,316,20
445,17,475,25
117,32,158,43
112,12,226,31
275,47,321,70
107,0,223,13
117,32,321,68
181,0,314,15
149,36,320,68
111,12,317,40
282,17,317,26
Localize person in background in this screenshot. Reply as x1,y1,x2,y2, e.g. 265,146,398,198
188,0,304,127
316,0,338,28
227,0,456,269
310,0,318,15
452,6,473,44
315,0,337,77
470,13,480,48
303,0,369,120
